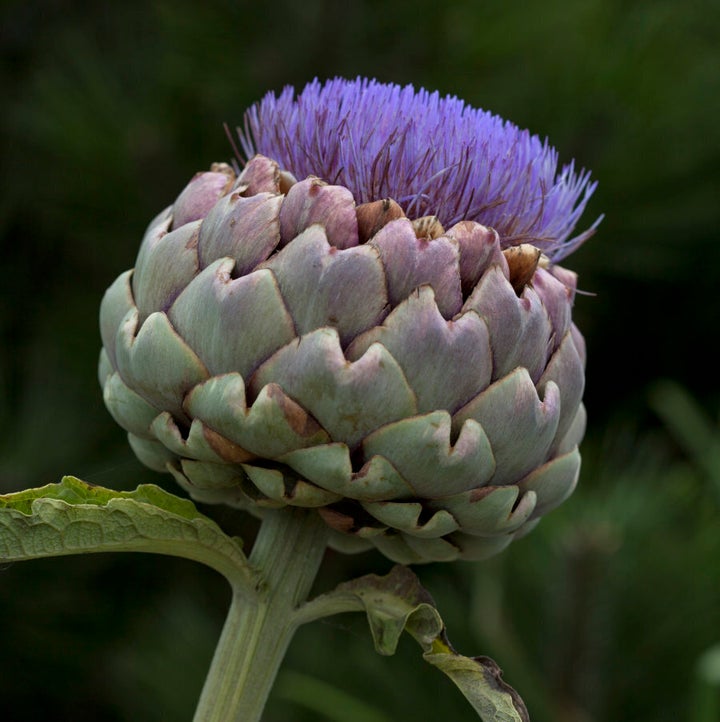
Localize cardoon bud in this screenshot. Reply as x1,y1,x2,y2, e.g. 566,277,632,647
99,77,599,564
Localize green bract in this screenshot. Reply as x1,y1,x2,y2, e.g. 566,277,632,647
99,155,586,564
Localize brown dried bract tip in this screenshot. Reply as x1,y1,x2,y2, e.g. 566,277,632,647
278,170,297,195
412,215,445,240
202,426,256,464
503,243,542,295
317,506,356,533
209,162,237,194
356,198,406,243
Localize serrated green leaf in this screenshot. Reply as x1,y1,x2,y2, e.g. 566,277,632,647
0,475,206,518
0,476,256,594
295,565,529,722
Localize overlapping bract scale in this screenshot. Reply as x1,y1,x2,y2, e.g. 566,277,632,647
133,220,202,324
168,259,296,378
370,218,463,318
250,328,417,448
258,225,387,346
197,191,283,272
279,178,359,249
98,154,586,563
346,286,491,414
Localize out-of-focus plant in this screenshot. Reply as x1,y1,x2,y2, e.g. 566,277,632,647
650,380,720,504
693,645,720,722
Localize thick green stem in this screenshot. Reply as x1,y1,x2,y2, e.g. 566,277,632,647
193,508,328,722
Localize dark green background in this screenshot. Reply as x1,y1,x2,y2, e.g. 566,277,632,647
1,1,719,720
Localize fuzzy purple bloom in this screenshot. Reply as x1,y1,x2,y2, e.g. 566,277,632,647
239,77,600,261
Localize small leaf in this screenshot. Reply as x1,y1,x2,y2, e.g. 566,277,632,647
650,380,720,500
0,476,256,594
424,644,530,722
296,565,528,721
330,564,441,655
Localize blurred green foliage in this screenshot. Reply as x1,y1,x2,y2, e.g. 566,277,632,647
1,0,718,720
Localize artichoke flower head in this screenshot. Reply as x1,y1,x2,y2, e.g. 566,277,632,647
99,78,599,564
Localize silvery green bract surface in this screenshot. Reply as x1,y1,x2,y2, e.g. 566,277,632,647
99,78,593,564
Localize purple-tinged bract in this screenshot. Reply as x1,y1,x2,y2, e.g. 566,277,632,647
241,77,600,260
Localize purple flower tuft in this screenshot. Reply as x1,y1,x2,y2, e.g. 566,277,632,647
239,77,600,261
